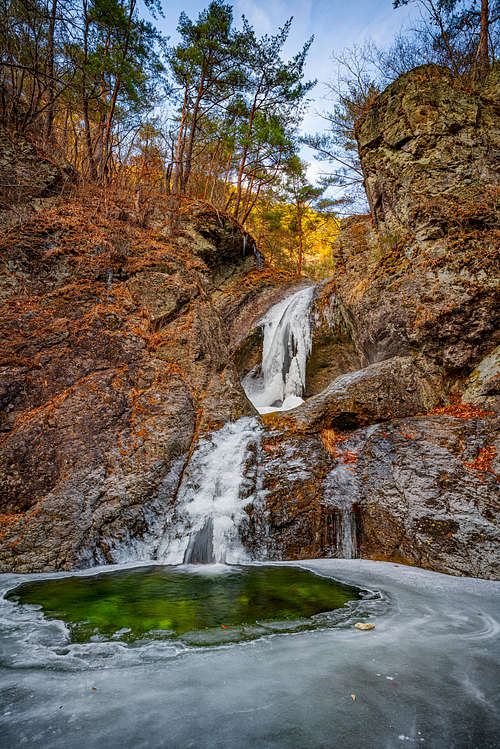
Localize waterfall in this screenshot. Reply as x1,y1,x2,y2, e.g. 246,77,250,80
243,286,315,414
154,284,361,566
156,418,261,564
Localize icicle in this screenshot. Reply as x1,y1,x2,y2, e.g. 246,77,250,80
336,504,358,559
243,286,315,414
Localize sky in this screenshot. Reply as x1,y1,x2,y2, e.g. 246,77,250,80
149,0,421,182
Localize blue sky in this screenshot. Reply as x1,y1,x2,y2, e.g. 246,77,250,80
150,1,420,180
152,1,419,103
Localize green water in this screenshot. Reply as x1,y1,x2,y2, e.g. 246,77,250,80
7,565,362,645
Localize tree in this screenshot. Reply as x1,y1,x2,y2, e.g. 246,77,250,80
393,0,500,79
231,18,315,220
283,157,339,275
168,1,245,195
77,0,167,180
302,44,379,212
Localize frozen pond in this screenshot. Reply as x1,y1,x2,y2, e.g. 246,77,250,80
1,560,499,748
4,565,367,646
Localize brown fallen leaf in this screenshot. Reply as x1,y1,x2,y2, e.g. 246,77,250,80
355,622,375,631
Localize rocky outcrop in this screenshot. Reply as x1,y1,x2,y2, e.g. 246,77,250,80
0,130,75,216
245,411,499,579
241,64,500,579
263,355,442,433
357,64,499,240
323,65,500,373
358,414,500,578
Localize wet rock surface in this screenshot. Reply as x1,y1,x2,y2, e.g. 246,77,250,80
242,411,499,579
0,192,293,572
306,285,362,395
358,414,500,579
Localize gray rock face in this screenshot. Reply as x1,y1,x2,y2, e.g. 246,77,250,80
306,283,362,395
0,130,75,213
263,355,443,433
358,415,500,579
462,345,500,413
239,412,500,579
322,65,500,374
356,64,500,239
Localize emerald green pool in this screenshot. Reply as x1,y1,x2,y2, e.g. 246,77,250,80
6,565,362,646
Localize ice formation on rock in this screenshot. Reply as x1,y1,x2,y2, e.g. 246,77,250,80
243,286,315,414
156,418,261,564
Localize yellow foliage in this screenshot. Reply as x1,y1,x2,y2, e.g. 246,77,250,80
246,200,340,279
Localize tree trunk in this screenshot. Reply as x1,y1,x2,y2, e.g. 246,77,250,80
479,0,490,80
44,0,58,142
296,204,304,276
428,0,459,76
100,0,135,181
173,79,189,194
240,183,262,224
81,3,96,180
233,82,261,218
180,70,206,194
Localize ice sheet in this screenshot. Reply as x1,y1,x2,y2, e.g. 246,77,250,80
1,560,499,748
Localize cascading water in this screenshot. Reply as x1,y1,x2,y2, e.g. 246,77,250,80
156,418,261,564
242,285,315,414
155,284,357,565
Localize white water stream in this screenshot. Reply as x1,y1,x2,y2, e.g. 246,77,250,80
156,418,261,565
153,283,364,565
154,287,316,566
243,286,315,414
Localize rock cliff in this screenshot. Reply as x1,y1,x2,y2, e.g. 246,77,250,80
238,65,500,578
0,185,293,571
0,63,499,578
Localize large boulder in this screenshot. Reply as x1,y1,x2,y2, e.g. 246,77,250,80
242,409,499,579
358,414,500,579
263,355,443,433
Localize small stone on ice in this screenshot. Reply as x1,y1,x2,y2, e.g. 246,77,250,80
355,622,375,631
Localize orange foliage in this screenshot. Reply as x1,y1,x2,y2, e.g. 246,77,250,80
321,429,358,470
320,429,347,455
462,445,499,481
427,402,494,419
